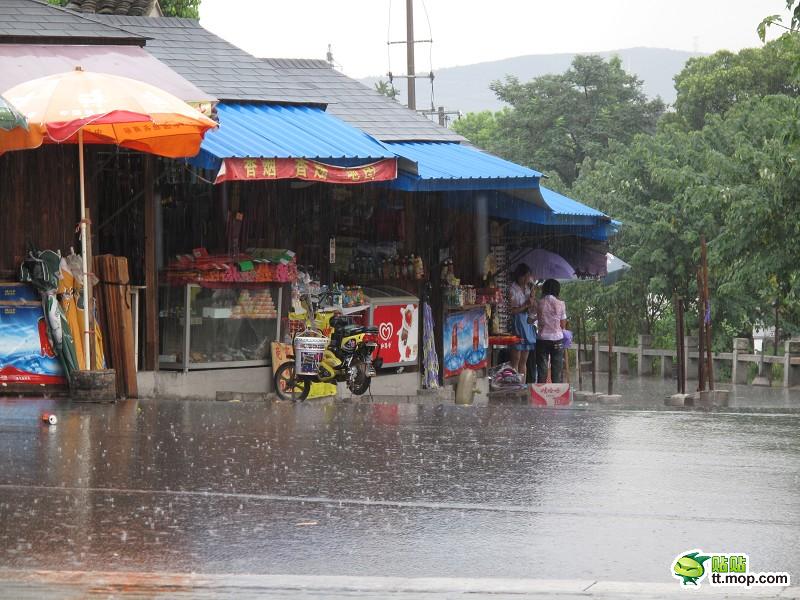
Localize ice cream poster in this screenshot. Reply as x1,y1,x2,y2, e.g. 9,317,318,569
443,308,488,378
373,303,418,366
0,304,66,385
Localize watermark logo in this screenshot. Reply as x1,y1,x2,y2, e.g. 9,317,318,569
672,550,790,589
673,551,710,586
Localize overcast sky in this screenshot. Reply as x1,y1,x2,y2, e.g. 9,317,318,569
199,1,789,79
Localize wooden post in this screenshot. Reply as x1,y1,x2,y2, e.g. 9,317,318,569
701,238,714,390
696,266,705,391
576,315,583,391
607,317,614,395
679,296,684,391
592,333,598,394
674,295,682,394
674,295,679,393
86,206,96,370
143,156,158,371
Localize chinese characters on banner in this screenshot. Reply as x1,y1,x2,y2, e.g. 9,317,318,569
215,157,398,184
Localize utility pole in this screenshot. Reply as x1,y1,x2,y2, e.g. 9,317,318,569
406,0,416,110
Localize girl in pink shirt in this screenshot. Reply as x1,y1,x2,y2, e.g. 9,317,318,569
535,278,567,383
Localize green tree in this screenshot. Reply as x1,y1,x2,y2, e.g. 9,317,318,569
572,95,800,345
451,110,502,154
160,0,200,19
374,79,399,101
758,1,800,40
485,55,664,185
47,0,201,17
672,36,800,130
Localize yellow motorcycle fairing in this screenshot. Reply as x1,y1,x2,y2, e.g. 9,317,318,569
311,349,337,382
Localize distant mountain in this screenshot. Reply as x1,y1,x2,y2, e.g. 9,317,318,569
359,47,704,115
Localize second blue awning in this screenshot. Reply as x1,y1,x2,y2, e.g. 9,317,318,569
445,187,619,241
383,142,542,191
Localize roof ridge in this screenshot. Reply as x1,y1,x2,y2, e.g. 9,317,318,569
262,58,332,69
89,13,197,27
26,0,146,39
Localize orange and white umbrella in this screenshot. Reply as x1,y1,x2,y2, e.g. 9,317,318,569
0,67,217,370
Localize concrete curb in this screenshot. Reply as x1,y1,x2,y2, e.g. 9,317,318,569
0,570,795,598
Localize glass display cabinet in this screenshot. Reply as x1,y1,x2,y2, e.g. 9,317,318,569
159,283,283,371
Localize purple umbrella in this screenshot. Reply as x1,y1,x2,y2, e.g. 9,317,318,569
511,249,576,280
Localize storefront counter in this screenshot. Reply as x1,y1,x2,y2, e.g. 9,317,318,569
159,283,284,371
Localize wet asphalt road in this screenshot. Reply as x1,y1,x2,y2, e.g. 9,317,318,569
0,379,798,597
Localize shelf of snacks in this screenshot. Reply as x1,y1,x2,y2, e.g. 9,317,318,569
160,247,298,287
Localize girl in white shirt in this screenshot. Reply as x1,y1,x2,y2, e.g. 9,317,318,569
508,263,537,380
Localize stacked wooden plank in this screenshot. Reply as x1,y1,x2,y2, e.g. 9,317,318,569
94,255,138,398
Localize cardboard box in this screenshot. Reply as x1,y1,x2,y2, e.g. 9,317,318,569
530,383,571,407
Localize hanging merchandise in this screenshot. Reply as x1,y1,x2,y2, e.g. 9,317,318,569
422,302,440,389
491,245,510,334
58,258,84,369
60,252,105,370
413,255,425,280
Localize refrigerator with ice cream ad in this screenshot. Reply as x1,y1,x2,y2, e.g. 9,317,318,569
363,286,419,368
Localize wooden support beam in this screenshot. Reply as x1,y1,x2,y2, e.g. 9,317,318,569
143,156,158,371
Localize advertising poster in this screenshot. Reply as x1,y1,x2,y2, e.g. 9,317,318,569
443,307,488,378
373,303,418,366
0,303,66,385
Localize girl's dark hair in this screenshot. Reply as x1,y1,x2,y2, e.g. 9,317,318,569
512,263,531,283
542,278,561,298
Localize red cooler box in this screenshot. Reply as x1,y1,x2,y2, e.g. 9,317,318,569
530,383,571,407
363,286,419,368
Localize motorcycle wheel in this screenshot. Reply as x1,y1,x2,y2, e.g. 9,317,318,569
348,357,372,395
274,361,311,402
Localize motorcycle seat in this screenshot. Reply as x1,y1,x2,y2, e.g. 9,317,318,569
341,324,378,335
330,316,349,329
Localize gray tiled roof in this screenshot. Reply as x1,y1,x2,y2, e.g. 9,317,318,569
0,0,144,43
89,15,314,103
90,15,462,142
64,0,157,16
271,59,463,142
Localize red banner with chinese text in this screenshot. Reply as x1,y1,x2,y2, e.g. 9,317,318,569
214,157,397,184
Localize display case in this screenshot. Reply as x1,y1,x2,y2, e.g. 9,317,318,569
159,283,283,371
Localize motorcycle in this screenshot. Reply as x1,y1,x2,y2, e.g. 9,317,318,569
274,291,383,401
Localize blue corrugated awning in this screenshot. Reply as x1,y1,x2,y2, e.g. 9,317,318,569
383,142,541,191
540,186,606,217
444,188,618,241
190,102,396,171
